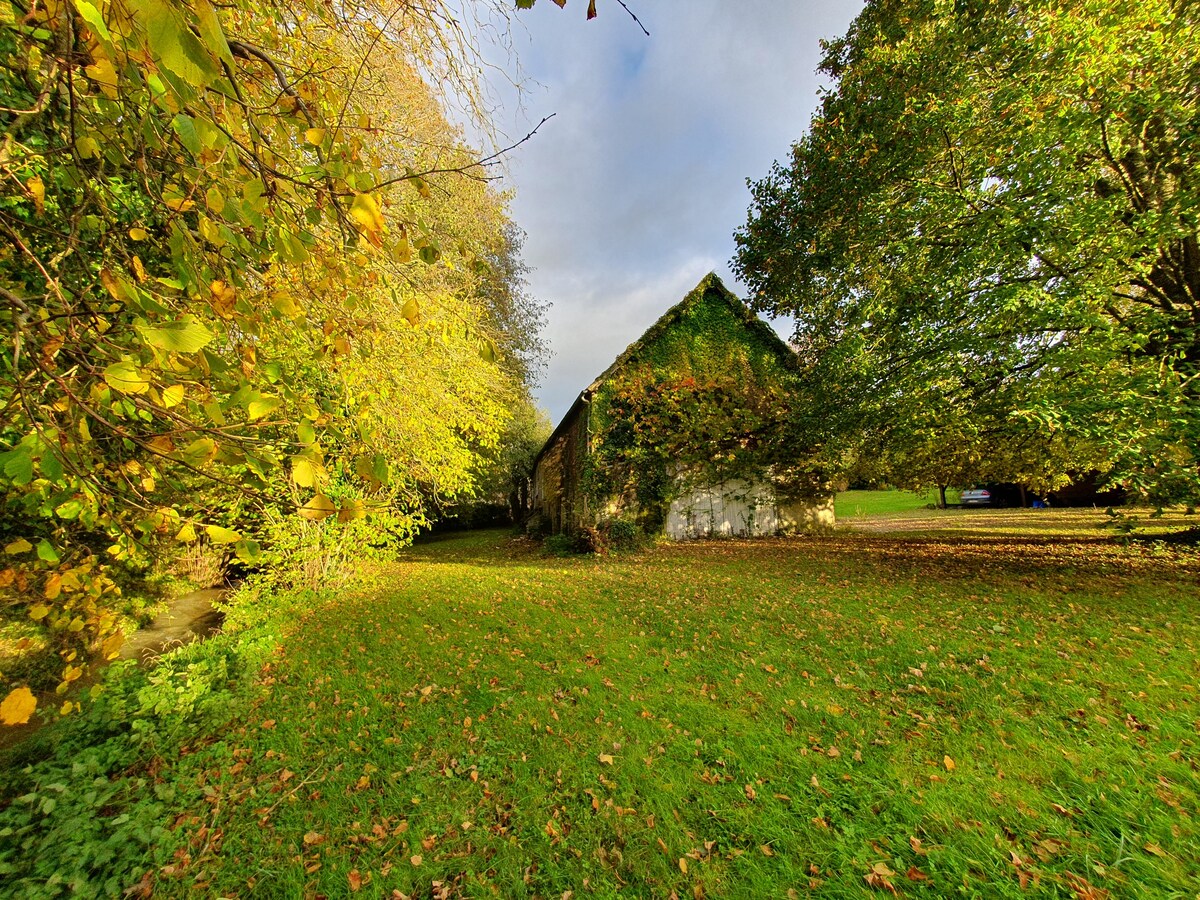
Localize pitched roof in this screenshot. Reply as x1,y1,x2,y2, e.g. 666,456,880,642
534,274,795,468
585,272,796,393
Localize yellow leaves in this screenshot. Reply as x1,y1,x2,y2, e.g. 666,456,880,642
270,291,304,319
103,359,150,394
205,524,241,544
162,384,186,408
101,631,124,660
205,186,225,214
304,127,326,146
1,687,37,725
678,857,688,874
349,193,384,244
291,456,323,488
298,493,337,521
401,297,420,326
943,755,956,772
6,538,33,555
597,753,614,765
85,55,119,98
409,854,422,867
76,135,102,159
99,267,126,302
25,176,44,215
128,227,150,241
209,280,236,317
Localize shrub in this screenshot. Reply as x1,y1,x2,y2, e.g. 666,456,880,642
542,533,579,556
600,518,642,551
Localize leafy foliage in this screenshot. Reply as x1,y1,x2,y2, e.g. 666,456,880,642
0,0,541,717
735,0,1200,502
584,277,812,529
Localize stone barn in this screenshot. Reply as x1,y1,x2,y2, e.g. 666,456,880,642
529,274,834,539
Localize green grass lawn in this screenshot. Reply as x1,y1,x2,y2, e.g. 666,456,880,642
835,489,958,518
96,524,1199,898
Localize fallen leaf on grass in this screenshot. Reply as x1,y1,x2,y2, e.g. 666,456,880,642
864,862,897,894
943,755,956,771
303,831,324,845
348,869,362,891
598,753,614,765
1065,872,1109,900
1143,842,1166,857
905,865,929,882
759,844,774,856
410,854,423,866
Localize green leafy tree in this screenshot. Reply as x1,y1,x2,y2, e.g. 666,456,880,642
735,0,1199,504
0,0,537,720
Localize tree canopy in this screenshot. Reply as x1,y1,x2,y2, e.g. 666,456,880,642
1,0,545,720
735,0,1199,501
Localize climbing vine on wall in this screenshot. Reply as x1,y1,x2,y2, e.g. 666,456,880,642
583,279,811,528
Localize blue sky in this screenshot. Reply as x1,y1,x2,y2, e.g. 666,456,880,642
479,0,865,422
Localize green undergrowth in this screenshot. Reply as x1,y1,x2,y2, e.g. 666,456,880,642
0,581,328,897
3,528,1199,898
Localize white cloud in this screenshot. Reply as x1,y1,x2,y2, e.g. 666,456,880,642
480,0,864,420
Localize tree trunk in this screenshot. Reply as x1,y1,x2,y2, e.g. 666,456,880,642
1018,484,1027,508
938,484,947,509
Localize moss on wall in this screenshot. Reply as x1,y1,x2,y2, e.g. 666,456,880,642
584,278,806,527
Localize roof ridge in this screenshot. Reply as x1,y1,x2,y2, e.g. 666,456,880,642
586,272,785,392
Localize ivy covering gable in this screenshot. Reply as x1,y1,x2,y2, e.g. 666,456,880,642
582,274,807,528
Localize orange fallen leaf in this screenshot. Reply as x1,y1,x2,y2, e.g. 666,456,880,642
347,869,362,891
864,862,897,894
905,865,929,882
943,755,956,771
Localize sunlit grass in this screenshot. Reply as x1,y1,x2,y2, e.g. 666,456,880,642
152,527,1200,897
835,489,958,519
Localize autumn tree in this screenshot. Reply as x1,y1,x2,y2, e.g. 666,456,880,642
0,0,540,721
735,0,1200,503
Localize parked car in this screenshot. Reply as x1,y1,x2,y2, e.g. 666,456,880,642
960,487,992,506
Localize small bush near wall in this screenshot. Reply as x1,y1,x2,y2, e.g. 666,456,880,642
600,519,642,551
